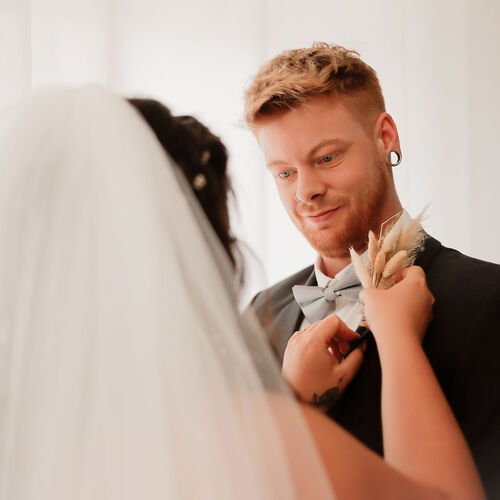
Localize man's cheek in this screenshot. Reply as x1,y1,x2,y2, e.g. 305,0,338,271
277,188,292,210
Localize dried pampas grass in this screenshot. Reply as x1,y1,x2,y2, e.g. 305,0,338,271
350,209,427,290
349,247,371,289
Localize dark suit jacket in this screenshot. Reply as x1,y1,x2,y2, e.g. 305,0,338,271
251,236,500,497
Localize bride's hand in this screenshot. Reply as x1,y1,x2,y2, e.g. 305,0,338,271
359,266,434,345
282,314,365,412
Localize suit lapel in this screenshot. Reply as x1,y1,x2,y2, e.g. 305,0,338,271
414,233,442,270
271,268,317,363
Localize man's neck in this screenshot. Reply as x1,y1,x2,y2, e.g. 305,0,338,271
320,254,354,278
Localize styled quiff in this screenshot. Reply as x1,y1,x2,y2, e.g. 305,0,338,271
244,42,385,128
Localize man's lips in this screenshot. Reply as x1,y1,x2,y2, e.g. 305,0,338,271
304,207,340,223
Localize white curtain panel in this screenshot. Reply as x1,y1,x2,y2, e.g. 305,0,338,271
1,0,499,295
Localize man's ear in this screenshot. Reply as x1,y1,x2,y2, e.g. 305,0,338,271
373,112,401,161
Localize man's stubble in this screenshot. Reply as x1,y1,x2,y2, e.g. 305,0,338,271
296,159,390,259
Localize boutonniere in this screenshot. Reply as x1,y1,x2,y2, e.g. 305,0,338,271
350,210,426,290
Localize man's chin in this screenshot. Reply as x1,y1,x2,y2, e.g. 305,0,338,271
312,242,352,259
301,229,359,259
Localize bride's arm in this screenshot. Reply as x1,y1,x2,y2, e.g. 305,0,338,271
267,391,443,499
296,403,446,499
359,266,484,499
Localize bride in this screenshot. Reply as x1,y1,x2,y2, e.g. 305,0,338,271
0,86,484,499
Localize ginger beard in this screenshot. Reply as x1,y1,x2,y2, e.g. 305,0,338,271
293,157,390,259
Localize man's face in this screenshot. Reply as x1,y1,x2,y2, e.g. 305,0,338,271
255,94,393,258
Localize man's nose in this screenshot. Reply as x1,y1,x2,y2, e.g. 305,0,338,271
295,167,327,203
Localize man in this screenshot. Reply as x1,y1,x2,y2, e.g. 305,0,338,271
245,42,500,496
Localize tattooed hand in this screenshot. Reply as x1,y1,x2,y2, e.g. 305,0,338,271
282,314,365,412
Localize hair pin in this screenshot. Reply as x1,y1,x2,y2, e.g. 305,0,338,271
192,173,207,191
201,150,210,166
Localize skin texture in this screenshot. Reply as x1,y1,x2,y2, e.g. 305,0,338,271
255,93,402,277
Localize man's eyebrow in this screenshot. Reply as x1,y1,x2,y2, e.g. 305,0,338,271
308,138,347,158
267,139,348,168
268,159,288,168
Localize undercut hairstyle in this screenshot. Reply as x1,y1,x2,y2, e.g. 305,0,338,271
244,42,386,130
127,98,235,266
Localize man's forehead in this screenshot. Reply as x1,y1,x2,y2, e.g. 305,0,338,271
256,96,376,157
256,102,355,146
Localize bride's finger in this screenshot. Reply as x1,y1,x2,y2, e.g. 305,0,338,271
287,329,306,344
314,314,358,347
338,339,351,356
394,266,410,284
394,265,425,284
359,287,379,305
328,342,343,364
335,347,365,393
334,326,361,343
302,320,321,334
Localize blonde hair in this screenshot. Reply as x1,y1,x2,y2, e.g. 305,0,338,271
244,42,385,128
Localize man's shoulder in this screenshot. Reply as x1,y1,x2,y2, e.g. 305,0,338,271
250,264,314,313
422,237,500,327
424,238,500,290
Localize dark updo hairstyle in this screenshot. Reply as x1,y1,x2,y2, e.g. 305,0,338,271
127,98,235,266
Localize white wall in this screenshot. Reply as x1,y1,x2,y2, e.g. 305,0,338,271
0,0,32,108
467,0,500,265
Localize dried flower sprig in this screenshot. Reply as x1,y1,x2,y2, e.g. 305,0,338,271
350,209,427,290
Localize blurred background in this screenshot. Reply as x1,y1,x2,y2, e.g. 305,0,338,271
2,0,499,300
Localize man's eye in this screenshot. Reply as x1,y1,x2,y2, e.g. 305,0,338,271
279,171,292,179
321,154,334,163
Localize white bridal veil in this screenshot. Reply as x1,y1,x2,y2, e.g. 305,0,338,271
0,87,334,499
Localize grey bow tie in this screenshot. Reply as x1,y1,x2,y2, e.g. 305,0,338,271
292,266,362,324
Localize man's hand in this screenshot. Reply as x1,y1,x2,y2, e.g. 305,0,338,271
282,314,365,412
